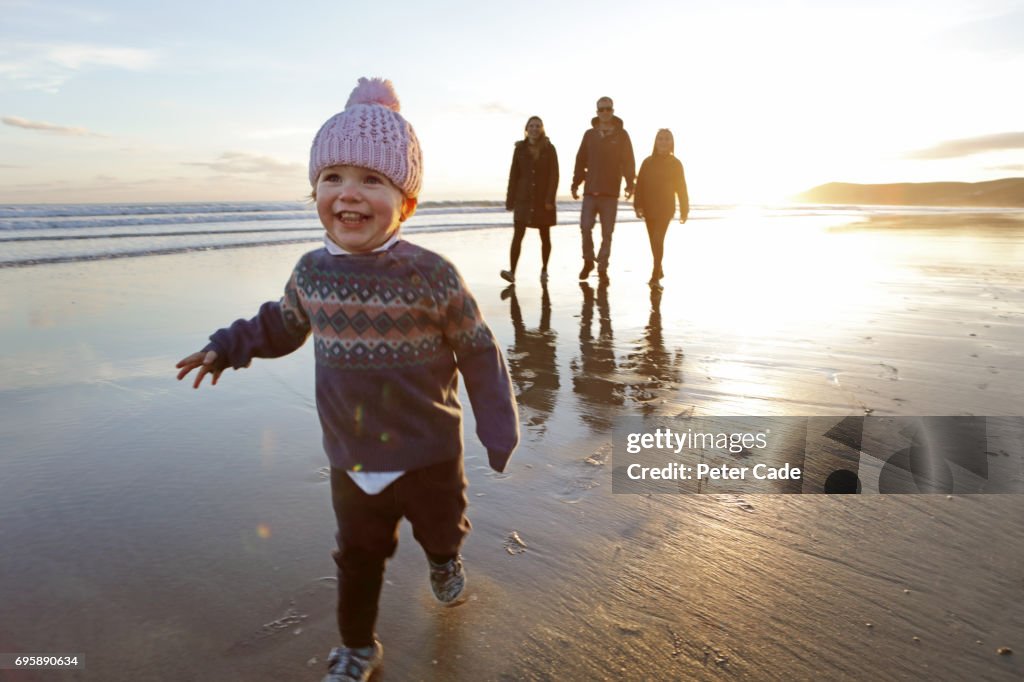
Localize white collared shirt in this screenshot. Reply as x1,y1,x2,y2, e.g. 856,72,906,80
323,231,400,256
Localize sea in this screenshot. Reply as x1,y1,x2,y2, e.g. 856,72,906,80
0,200,995,268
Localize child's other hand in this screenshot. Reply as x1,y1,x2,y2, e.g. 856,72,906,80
176,350,224,388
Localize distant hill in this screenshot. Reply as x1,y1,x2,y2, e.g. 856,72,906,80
794,178,1024,207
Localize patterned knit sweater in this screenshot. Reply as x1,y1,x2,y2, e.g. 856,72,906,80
204,241,519,473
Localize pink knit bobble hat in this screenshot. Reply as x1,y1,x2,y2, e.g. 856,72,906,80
308,77,423,198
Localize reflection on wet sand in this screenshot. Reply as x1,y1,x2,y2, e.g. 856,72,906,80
571,283,687,432
620,286,685,415
503,284,559,435
572,281,622,431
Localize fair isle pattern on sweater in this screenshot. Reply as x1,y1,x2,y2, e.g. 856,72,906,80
205,239,519,473
282,245,494,370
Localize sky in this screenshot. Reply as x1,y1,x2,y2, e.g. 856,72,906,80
1,0,1023,205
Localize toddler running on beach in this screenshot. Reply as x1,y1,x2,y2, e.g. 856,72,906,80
175,77,519,682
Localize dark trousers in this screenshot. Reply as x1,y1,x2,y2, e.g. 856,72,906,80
645,217,670,274
330,457,470,647
509,223,552,273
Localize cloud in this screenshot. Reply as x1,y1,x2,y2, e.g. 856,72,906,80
239,127,313,140
2,115,105,136
938,9,1024,55
989,164,1024,172
0,177,153,192
905,132,1024,160
443,100,524,118
0,172,303,203
0,42,158,92
46,45,155,71
480,102,518,115
1,1,112,25
184,151,304,177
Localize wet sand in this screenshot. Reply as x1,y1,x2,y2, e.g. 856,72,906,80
1,209,1022,681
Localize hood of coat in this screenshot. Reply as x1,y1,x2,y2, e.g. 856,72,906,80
590,115,624,130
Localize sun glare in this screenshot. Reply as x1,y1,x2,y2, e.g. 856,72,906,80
659,214,894,339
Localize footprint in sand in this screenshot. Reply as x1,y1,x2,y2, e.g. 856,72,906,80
558,445,609,503
628,385,659,403
668,627,686,658
504,531,528,555
584,444,611,467
878,363,899,380
716,494,756,512
558,475,601,504
225,577,336,656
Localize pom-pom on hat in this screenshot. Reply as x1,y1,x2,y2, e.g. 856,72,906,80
308,77,423,198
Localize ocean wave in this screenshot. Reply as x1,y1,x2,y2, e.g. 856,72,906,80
3,201,995,269
0,221,517,268
0,199,614,229
0,199,507,224
0,238,321,268
0,211,319,231
0,201,309,220
0,226,323,243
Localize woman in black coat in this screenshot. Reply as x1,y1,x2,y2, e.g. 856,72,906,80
634,128,689,286
502,116,559,283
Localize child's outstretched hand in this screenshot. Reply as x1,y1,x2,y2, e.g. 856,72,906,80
176,350,224,388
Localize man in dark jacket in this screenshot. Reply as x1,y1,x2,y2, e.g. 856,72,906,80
571,96,636,282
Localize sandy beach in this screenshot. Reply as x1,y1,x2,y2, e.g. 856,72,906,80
1,208,1023,681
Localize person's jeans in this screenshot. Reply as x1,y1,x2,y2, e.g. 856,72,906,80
579,195,618,272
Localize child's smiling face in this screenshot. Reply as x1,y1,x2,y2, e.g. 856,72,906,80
315,165,417,254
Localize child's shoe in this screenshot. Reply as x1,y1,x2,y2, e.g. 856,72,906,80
500,270,515,283
322,640,382,682
429,555,466,604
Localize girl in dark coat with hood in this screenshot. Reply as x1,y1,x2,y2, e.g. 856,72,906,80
634,128,689,287
502,116,559,283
